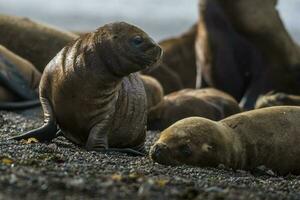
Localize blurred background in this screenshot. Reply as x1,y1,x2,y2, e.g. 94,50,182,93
0,0,299,42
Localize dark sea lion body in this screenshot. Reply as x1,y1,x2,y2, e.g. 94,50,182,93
196,0,300,109
0,45,41,109
148,88,241,130
0,14,77,71
142,25,197,94
151,106,300,175
12,22,162,154
255,92,300,109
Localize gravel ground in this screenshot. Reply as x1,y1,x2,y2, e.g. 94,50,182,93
1,109,300,200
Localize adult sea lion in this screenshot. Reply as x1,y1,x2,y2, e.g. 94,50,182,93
11,22,162,155
255,92,300,109
150,106,300,175
0,45,41,110
0,14,78,71
148,88,241,130
196,0,300,109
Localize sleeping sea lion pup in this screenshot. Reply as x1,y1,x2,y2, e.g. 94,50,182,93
0,45,41,110
11,22,162,155
148,88,241,130
150,106,300,175
255,92,300,109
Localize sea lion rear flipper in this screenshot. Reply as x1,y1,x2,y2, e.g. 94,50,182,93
9,97,57,142
0,99,40,110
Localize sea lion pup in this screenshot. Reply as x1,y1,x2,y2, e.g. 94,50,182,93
150,106,300,175
148,88,241,130
142,24,197,93
0,14,78,71
196,0,300,109
0,45,41,110
255,92,300,109
11,22,162,156
140,75,164,112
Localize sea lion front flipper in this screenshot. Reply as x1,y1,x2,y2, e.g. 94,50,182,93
9,97,57,142
85,124,146,156
85,123,109,150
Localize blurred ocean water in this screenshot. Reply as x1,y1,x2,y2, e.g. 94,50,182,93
0,0,299,42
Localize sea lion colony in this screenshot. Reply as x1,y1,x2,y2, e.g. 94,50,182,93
1,0,300,174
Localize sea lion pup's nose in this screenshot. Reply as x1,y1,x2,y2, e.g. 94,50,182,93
150,143,170,164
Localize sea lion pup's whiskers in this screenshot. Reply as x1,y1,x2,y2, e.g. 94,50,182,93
10,22,162,156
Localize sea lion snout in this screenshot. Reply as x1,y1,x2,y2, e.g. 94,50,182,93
150,143,176,165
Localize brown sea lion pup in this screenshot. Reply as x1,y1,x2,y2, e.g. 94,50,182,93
196,0,300,109
0,14,78,71
148,88,241,130
140,75,164,112
0,45,41,110
150,106,300,175
10,22,162,156
142,24,197,93
255,92,300,109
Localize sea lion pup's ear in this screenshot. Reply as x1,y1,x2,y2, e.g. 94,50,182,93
201,143,213,152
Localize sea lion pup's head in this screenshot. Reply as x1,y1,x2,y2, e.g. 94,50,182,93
93,22,163,77
150,117,233,167
255,92,300,109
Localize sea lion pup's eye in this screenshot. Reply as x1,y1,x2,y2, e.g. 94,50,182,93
178,144,192,157
131,35,144,46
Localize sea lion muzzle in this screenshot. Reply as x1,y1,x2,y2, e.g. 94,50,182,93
150,143,176,165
